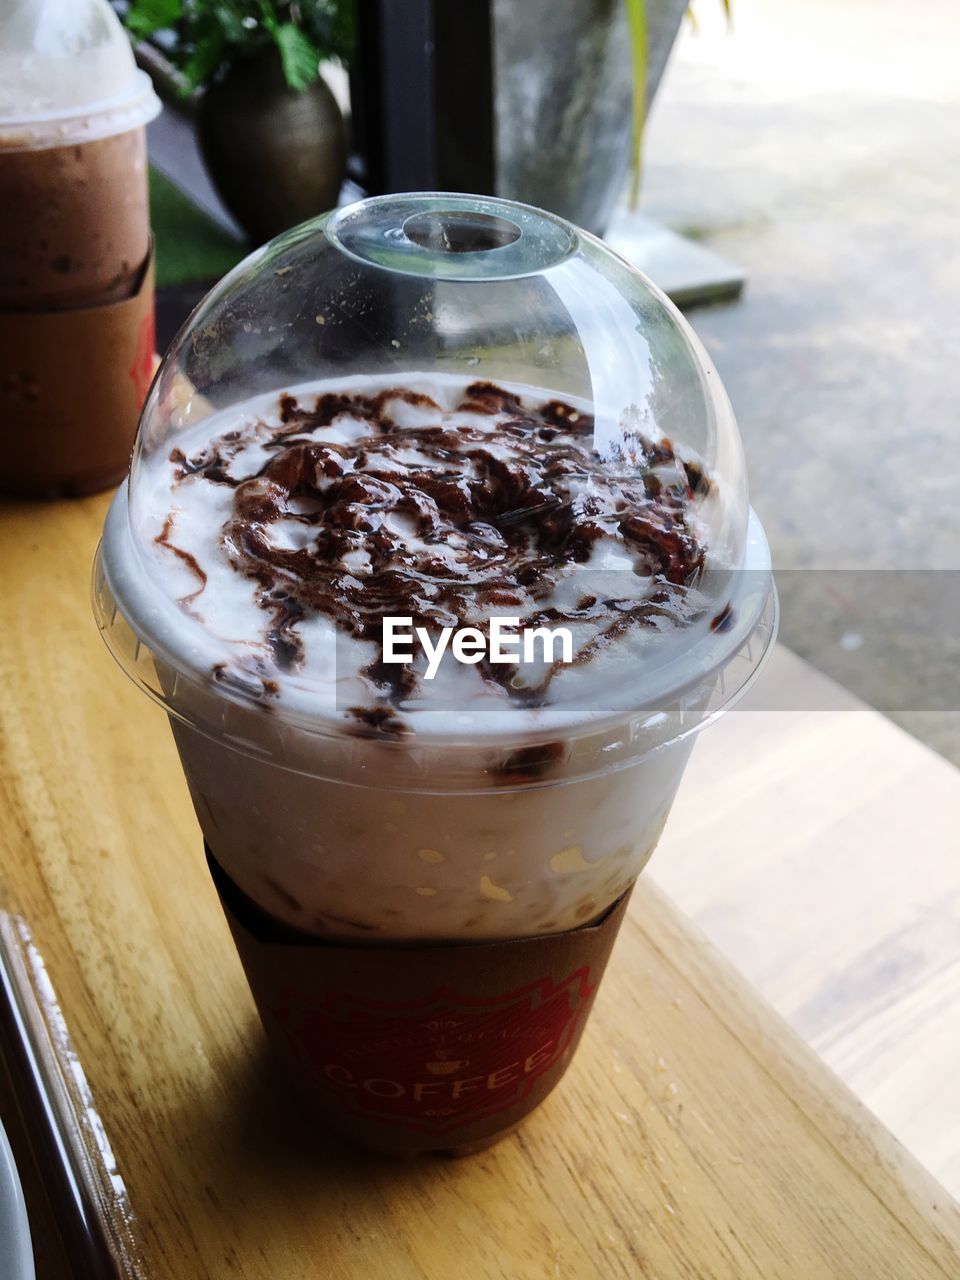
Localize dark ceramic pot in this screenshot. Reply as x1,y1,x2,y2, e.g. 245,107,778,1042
199,50,346,244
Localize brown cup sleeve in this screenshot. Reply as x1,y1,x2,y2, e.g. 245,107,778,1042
206,844,632,1154
0,247,155,499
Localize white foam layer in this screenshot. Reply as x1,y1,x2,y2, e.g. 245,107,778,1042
98,374,777,938
118,372,743,737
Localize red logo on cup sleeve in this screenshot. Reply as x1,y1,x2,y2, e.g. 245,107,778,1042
129,307,156,407
271,968,595,1135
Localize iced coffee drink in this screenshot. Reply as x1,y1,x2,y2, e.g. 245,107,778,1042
0,128,150,312
0,0,159,495
113,371,725,938
95,194,776,1152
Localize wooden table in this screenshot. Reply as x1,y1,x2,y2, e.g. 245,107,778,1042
1,490,958,1279
653,647,960,1202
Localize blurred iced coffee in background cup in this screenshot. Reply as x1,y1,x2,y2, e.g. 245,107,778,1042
0,0,160,497
94,194,777,1154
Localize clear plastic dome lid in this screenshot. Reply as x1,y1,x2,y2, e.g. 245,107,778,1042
0,0,160,149
97,194,775,759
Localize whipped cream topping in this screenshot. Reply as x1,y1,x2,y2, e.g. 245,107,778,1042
131,374,721,735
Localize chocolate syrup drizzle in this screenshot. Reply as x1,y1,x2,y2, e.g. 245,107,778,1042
163,381,710,734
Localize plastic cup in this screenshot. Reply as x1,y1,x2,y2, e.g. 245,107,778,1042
0,0,160,310
0,126,151,312
94,194,777,1152
0,0,160,496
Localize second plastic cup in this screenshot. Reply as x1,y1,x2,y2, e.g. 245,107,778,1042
0,0,160,496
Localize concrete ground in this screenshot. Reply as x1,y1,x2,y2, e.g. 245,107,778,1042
642,0,960,763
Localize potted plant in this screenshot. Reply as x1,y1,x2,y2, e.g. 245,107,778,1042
123,0,353,243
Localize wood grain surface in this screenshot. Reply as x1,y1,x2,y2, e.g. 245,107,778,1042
653,647,960,1201
1,490,958,1279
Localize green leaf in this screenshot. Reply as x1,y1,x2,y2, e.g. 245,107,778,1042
124,0,350,91
331,0,356,64
124,0,183,41
257,0,281,35
273,22,321,91
180,21,226,95
625,0,648,208
298,0,355,64
212,8,252,44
